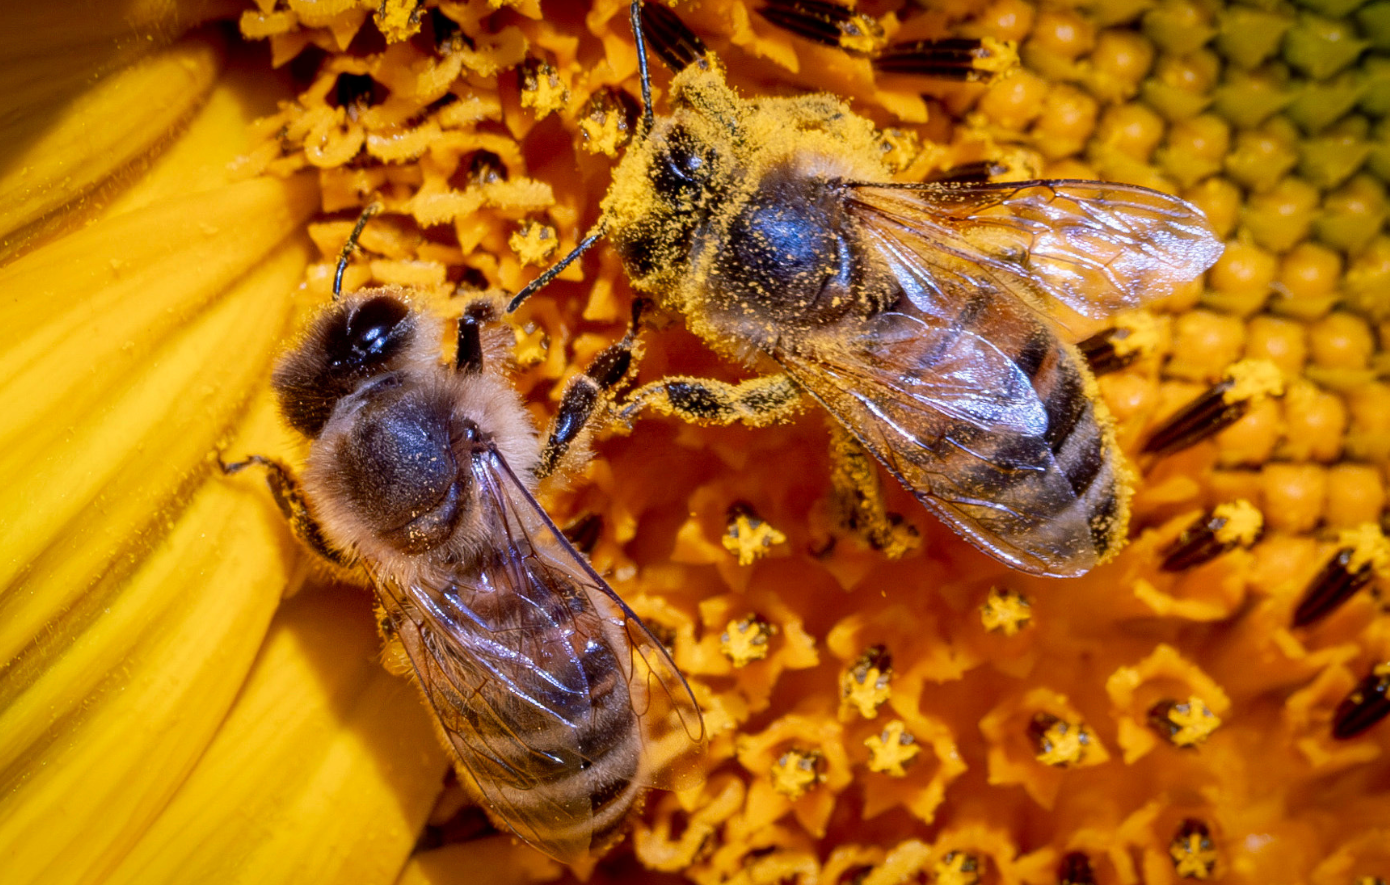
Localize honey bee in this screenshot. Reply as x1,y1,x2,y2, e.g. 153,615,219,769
225,212,704,863
511,1,1223,577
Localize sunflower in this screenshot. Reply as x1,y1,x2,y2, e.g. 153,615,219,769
2,1,1388,884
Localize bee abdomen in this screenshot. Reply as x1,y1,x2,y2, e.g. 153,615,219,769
1013,323,1124,560
480,617,647,853
931,299,1125,570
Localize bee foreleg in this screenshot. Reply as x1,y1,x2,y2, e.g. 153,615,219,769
219,454,355,570
537,301,647,479
826,425,920,559
618,372,805,429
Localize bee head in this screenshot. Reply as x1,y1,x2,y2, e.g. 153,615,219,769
273,289,432,439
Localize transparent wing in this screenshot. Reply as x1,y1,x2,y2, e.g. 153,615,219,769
778,293,1106,577
844,178,1223,320
371,449,703,862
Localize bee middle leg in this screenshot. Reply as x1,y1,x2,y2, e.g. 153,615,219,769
219,454,355,570
826,424,920,559
536,300,648,480
618,372,806,428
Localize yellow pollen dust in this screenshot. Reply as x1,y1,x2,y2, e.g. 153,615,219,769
1166,696,1222,747
877,127,923,174
722,513,787,566
720,615,776,666
374,0,422,42
1336,523,1390,576
841,662,891,719
579,94,630,157
838,14,887,56
980,586,1032,636
865,721,919,777
1035,719,1092,767
771,749,823,798
509,222,558,266
520,62,568,118
511,324,549,367
1221,358,1285,404
1170,831,1218,880
1111,311,1162,358
932,852,982,885
976,38,1020,77
1211,500,1263,546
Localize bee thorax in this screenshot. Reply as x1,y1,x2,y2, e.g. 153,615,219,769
337,385,468,553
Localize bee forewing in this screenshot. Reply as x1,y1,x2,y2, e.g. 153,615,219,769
777,296,1119,577
489,455,706,791
372,451,704,862
846,179,1223,320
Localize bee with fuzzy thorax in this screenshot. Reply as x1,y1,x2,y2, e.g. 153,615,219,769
514,0,1223,578
224,209,703,864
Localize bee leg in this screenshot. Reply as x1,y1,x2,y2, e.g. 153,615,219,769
536,300,648,479
826,424,920,559
618,372,805,428
219,455,355,569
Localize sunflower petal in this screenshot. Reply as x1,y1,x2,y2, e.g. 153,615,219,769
0,34,226,257
103,582,450,885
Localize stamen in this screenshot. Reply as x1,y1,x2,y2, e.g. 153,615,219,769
1028,712,1094,767
1332,662,1390,740
1079,312,1162,375
640,0,708,73
875,36,1017,82
1141,359,1284,456
757,0,886,58
1169,819,1217,880
1147,696,1222,747
1160,500,1263,571
1058,852,1097,885
1292,524,1390,627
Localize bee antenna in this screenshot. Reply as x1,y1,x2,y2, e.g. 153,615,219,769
631,0,654,133
333,202,382,301
506,224,607,313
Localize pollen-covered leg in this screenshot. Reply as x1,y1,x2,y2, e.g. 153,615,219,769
537,302,647,480
619,371,805,428
220,454,355,569
827,424,920,559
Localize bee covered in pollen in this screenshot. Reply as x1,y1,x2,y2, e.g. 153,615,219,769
223,208,705,863
511,1,1223,578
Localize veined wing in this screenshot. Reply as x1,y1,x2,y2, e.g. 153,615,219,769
844,178,1222,321
778,292,1121,577
371,448,703,862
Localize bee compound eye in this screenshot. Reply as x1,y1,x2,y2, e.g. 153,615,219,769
332,296,411,370
653,126,712,196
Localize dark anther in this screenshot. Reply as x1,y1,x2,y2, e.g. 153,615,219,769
875,37,1010,81
1332,663,1390,740
1057,852,1097,885
928,160,1007,184
333,72,380,109
1293,547,1380,627
1142,380,1243,455
1160,501,1262,572
1080,326,1136,375
640,1,708,72
562,512,604,556
849,643,892,679
467,150,507,185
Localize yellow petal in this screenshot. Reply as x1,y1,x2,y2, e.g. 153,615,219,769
0,395,295,885
0,173,318,667
0,34,225,258
103,582,450,885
